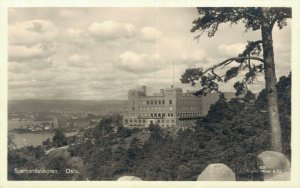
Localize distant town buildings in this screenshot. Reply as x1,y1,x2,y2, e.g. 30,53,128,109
123,85,206,129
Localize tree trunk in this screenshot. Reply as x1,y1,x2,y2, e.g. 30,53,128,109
261,8,282,153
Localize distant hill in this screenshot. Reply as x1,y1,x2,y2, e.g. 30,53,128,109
8,92,245,115
8,100,128,113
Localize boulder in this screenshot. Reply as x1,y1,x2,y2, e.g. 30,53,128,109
117,176,143,181
197,163,236,181
257,151,291,181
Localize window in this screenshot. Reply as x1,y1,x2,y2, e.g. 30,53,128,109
151,100,153,105
147,100,149,105
155,100,157,104
169,100,172,105
159,100,161,104
162,100,165,104
132,107,135,111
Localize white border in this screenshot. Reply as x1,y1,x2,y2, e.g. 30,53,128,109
0,1,299,188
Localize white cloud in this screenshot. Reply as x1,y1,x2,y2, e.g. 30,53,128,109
8,44,55,62
119,51,147,71
89,20,137,40
180,49,207,64
53,71,88,86
6,8,291,100
9,70,56,83
8,62,30,74
140,26,162,42
9,19,58,45
67,28,83,37
118,51,162,73
218,43,246,57
58,27,93,47
67,54,92,68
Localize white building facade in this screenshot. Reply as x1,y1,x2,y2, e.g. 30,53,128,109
123,86,204,129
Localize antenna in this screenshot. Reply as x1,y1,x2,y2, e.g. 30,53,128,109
172,60,174,87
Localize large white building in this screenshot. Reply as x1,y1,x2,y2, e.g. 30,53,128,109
123,85,205,129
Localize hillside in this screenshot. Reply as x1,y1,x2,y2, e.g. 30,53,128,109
8,100,128,113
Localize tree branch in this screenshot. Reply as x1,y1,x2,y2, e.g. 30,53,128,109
234,8,259,20
203,56,264,74
270,9,292,30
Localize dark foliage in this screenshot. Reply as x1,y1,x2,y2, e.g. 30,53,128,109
8,75,290,181
52,129,68,147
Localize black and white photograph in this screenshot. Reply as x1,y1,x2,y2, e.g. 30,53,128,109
1,0,300,187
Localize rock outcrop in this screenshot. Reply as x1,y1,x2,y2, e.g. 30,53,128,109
257,151,291,181
197,163,236,181
117,176,143,181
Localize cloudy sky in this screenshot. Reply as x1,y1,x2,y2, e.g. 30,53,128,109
8,8,291,100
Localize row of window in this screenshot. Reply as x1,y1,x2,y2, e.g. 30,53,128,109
133,99,201,106
124,118,175,124
177,112,201,117
133,100,173,105
132,106,201,112
126,124,176,128
125,119,146,124
138,113,174,118
135,107,173,111
130,92,145,97
177,107,201,111
127,112,201,118
127,112,201,117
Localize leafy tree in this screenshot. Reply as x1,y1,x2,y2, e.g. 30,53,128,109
42,138,51,149
205,93,230,123
8,134,17,150
243,90,256,103
110,113,123,127
116,126,131,138
52,129,68,147
127,137,142,166
256,73,291,158
181,8,291,152
94,117,113,138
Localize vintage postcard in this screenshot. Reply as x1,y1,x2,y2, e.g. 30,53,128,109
0,0,299,188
